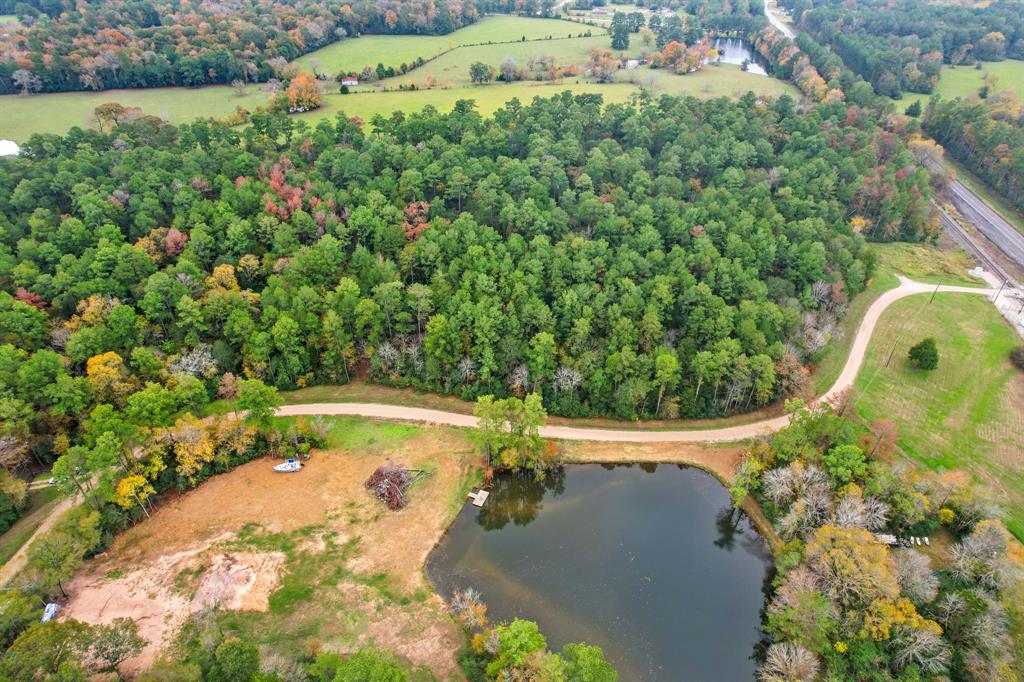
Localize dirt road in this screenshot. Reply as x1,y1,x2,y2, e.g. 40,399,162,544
279,277,994,443
0,278,994,587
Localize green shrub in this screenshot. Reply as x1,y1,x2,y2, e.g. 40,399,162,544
908,337,938,370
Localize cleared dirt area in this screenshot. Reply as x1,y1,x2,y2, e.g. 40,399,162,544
64,421,479,678
62,416,746,677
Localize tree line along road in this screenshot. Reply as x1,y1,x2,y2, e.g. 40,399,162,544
277,277,994,443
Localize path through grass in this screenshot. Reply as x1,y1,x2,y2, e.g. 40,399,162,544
295,15,597,75
851,293,1024,539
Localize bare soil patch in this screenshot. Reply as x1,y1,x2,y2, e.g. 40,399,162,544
64,423,478,678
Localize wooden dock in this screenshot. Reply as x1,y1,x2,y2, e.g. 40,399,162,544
468,489,490,507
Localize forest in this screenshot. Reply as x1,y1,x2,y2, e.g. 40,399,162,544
923,96,1024,216
0,92,937,445
779,0,1024,98
0,0,486,94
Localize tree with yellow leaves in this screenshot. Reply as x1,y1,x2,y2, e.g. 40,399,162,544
162,413,215,486
86,352,137,405
804,525,899,607
284,71,322,112
112,474,156,517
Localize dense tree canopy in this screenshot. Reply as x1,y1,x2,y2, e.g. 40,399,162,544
923,94,1024,216
0,0,483,93
0,93,936,439
781,0,1024,98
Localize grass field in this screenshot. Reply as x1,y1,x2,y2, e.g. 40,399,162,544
0,486,61,565
295,15,597,76
897,59,1024,110
618,62,801,99
360,35,612,89
298,81,640,127
0,83,269,142
851,293,1024,539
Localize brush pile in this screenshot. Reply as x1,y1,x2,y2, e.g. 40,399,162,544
364,463,432,510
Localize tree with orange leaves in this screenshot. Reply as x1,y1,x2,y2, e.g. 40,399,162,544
279,71,322,112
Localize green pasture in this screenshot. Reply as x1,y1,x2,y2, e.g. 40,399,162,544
294,15,598,76
896,59,1024,110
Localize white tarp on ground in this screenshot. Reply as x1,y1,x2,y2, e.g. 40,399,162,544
0,139,20,156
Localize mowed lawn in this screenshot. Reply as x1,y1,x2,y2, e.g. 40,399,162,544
896,59,1024,110
851,293,1024,539
295,81,640,125
362,35,612,88
618,63,801,99
295,15,596,75
0,83,270,142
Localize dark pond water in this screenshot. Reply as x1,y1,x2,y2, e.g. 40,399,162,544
426,464,773,681
710,38,768,76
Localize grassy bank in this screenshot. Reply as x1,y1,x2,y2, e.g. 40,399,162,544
0,486,61,565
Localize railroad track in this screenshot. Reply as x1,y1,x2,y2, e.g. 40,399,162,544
933,199,1020,289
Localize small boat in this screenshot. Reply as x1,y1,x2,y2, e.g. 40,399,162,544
273,458,303,473
41,603,59,623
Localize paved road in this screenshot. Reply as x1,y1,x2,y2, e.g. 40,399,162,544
949,180,1024,270
279,277,992,443
764,0,795,38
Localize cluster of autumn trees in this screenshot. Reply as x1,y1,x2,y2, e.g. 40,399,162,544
923,94,1024,215
732,400,1022,681
780,0,1024,98
0,0,482,94
0,93,935,439
753,26,841,103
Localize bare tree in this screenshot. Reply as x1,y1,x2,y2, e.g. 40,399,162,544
231,79,247,96
450,586,488,629
500,56,517,82
554,365,582,400
12,68,42,95
889,626,950,674
759,642,819,682
951,521,1015,591
893,549,939,606
457,356,476,385
508,364,530,395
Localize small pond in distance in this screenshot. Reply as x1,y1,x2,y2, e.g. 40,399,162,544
427,464,773,681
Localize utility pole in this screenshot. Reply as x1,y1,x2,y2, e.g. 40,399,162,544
929,283,939,303
992,279,1006,303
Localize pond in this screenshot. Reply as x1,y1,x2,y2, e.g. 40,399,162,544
427,464,773,681
710,38,768,76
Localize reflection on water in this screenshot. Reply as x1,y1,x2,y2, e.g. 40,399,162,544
427,464,773,681
710,38,768,76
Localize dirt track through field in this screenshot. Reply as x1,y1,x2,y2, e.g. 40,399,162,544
277,278,996,442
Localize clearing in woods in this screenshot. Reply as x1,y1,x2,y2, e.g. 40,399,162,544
851,293,1024,539
896,58,1024,110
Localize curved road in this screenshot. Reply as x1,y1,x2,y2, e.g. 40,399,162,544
279,277,993,443
0,277,993,586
